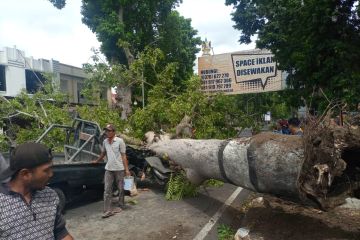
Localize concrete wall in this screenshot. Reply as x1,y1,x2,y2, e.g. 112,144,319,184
60,73,83,103
59,64,87,79
5,65,26,96
0,47,27,96
0,46,111,105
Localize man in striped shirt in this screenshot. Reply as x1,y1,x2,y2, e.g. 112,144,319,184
0,142,73,240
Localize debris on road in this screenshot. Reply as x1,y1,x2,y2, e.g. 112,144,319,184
234,227,250,239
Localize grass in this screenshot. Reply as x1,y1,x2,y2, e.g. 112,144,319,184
203,179,224,187
165,171,199,200
218,224,236,240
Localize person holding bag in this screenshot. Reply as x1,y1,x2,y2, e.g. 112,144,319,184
92,124,130,218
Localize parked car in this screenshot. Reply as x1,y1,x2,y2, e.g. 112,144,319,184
1,118,172,212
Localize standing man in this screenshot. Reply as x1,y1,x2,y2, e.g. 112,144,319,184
0,142,73,240
93,124,130,218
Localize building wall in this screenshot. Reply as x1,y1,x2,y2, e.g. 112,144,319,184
5,65,26,96
0,46,111,105
60,73,83,103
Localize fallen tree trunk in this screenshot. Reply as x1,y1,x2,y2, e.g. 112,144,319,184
149,129,360,210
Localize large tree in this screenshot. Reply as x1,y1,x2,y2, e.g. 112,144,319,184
50,0,200,118
80,0,180,65
80,1,200,87
80,0,181,118
157,11,201,89
226,0,360,109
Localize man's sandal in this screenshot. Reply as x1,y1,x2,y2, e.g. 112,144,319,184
112,207,123,214
101,211,115,218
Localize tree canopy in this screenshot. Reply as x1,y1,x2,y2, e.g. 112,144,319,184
226,0,360,109
48,0,66,9
49,0,201,116
81,0,179,64
157,11,201,88
80,1,200,86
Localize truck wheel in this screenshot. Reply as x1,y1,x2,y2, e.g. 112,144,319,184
53,188,66,213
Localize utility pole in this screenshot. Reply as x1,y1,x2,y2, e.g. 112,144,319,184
141,70,145,108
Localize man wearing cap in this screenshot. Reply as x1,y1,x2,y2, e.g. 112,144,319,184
92,123,130,218
0,142,73,240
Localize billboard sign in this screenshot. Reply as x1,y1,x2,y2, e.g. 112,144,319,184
198,49,285,95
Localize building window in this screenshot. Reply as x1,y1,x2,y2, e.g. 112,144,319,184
25,69,46,94
0,65,6,91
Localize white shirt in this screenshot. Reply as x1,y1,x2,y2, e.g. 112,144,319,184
103,137,126,171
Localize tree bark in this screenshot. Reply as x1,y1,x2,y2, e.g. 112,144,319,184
115,5,133,119
149,131,360,209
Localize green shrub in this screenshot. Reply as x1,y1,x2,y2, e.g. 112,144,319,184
203,179,224,187
165,171,198,200
218,224,235,240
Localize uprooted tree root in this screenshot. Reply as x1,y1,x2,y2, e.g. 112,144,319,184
299,114,360,210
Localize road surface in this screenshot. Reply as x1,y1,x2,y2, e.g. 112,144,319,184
64,184,249,240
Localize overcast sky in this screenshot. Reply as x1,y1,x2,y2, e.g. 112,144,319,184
0,0,255,68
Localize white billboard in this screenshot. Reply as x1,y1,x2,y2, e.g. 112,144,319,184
198,49,285,95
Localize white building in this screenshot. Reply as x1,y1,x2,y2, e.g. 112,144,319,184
0,46,111,104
